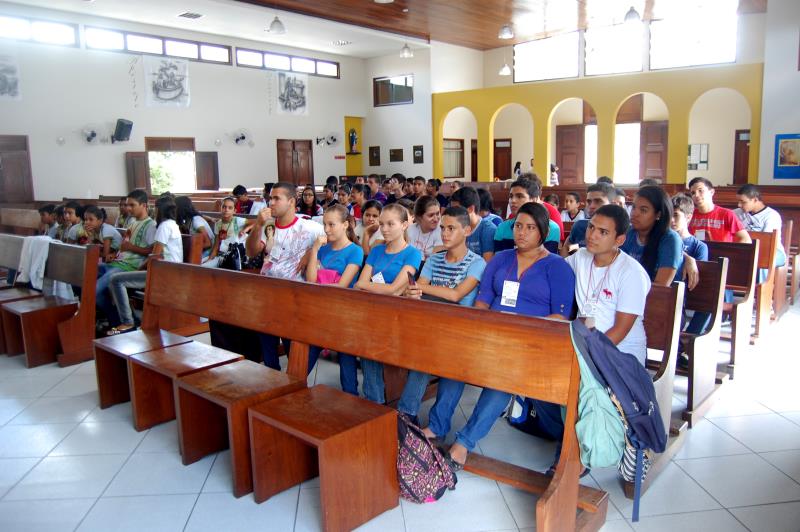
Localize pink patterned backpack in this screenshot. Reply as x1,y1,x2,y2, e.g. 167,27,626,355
397,413,457,503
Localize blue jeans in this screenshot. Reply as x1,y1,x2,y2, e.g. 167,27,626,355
398,370,431,416
96,264,125,326
428,377,510,452
259,334,291,371
360,359,385,404
108,270,147,326
308,346,358,395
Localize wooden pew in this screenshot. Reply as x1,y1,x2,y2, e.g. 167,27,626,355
0,235,44,352
626,281,686,498
0,208,40,236
707,241,759,378
1,242,98,367
773,220,792,320
748,230,778,344
141,261,609,532
677,258,728,427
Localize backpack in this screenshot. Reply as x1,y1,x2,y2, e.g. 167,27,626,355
396,413,457,503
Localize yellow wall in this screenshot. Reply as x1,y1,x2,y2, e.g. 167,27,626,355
432,63,763,185
344,116,364,175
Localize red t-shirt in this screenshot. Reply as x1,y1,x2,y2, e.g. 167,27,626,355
542,201,565,240
688,205,744,242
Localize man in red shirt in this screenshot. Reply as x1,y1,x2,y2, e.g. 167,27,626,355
688,177,750,243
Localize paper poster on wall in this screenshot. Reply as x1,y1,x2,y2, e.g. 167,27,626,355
144,56,190,108
0,55,21,101
276,72,308,116
774,134,800,179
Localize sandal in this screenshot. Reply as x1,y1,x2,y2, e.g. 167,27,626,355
437,446,465,472
106,325,136,336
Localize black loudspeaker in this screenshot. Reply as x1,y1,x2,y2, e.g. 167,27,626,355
112,119,133,143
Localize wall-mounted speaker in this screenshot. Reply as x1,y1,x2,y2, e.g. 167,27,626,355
112,119,133,143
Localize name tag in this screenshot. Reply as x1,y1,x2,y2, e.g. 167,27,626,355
371,272,386,284
501,280,520,307
695,229,706,241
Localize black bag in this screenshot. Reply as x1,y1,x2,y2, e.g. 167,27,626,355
219,242,247,271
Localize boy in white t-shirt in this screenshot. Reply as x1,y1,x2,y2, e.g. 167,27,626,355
565,204,651,365
246,182,324,369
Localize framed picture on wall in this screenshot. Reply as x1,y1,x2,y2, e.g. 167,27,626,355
413,145,423,164
368,146,380,166
774,134,800,179
389,148,403,162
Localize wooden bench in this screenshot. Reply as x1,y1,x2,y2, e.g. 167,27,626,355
773,220,792,321
142,260,608,531
628,281,686,499
0,235,43,353
1,242,98,367
748,230,778,344
0,208,40,236
677,258,728,427
707,241,759,377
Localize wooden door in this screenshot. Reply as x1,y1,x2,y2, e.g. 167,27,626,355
195,152,220,190
470,139,477,182
555,125,585,185
277,140,295,184
125,152,150,193
733,129,750,185
0,135,34,203
493,139,512,180
276,139,313,185
640,121,668,182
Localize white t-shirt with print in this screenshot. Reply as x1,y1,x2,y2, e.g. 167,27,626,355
406,223,443,260
355,222,384,247
566,248,651,365
154,219,183,263
259,217,324,281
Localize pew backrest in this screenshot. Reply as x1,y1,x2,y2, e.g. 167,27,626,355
707,241,759,295
748,230,778,271
181,233,203,265
684,258,728,323
0,233,25,269
43,242,99,289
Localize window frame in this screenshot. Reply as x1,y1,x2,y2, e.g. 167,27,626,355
442,138,465,179
234,46,340,79
373,74,415,107
0,14,79,48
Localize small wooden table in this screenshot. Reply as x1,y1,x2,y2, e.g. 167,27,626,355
128,342,243,431
0,287,42,353
1,297,77,366
93,329,191,408
249,385,398,532
175,359,305,497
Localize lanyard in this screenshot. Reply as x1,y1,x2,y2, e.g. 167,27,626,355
585,251,618,308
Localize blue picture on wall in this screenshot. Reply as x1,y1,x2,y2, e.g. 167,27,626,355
774,134,800,179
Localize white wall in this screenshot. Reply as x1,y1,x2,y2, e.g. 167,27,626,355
642,93,668,121
430,41,483,94
758,0,800,183
442,107,477,180
688,88,751,186
0,4,367,199
493,104,534,176
483,46,513,88
362,49,432,178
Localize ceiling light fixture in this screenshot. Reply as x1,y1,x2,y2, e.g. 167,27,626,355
374,0,395,3
400,43,413,58
624,6,641,22
498,23,514,40
498,62,511,76
268,15,286,34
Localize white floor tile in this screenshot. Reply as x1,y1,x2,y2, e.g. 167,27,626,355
135,420,179,453
77,494,196,532
704,388,773,418
599,520,635,532
729,501,800,532
73,360,97,375
0,457,39,497
201,451,232,493
9,396,96,425
185,489,299,532
104,452,214,496
779,411,800,427
476,417,559,473
759,449,800,484
49,422,146,456
5,454,127,500
0,423,75,458
710,413,800,452
294,487,405,532
0,397,35,425
0,375,65,398
592,462,721,519
83,403,133,424
43,374,98,398
401,476,517,532
630,509,748,531
676,454,800,507
674,419,752,459
0,498,95,532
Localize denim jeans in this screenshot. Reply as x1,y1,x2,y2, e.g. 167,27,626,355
428,377,510,452
108,270,147,326
209,321,263,363
96,264,125,325
360,359,385,404
259,334,290,371
308,346,358,395
398,370,431,416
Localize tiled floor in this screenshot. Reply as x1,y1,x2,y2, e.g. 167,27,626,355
1,304,800,531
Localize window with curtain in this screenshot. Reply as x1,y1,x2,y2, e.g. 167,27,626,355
443,139,465,179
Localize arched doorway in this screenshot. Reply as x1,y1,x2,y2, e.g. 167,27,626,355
549,98,599,184
442,107,478,181
491,103,534,180
614,93,669,184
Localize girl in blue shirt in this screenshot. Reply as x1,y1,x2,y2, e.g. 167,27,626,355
355,204,422,403
424,202,576,470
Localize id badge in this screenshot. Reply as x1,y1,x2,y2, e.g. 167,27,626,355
580,303,596,329
371,272,386,284
501,280,520,307
695,229,706,241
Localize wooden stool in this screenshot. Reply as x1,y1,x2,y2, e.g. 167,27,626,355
0,287,42,354
93,330,191,409
249,385,398,532
128,342,243,431
1,297,77,367
175,360,305,497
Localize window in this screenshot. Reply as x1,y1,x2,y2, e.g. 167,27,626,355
164,40,198,60
126,34,163,55
584,22,643,76
373,75,414,106
514,32,579,83
316,61,338,77
291,57,315,74
85,27,125,50
0,15,76,46
264,53,290,70
614,123,641,183
443,139,465,178
145,137,197,195
85,26,232,65
650,0,738,69
236,49,263,67
234,47,340,78
200,44,229,63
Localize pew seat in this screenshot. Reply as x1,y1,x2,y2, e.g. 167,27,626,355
1,296,78,366
249,384,398,532
175,359,306,497
0,287,42,353
93,329,192,409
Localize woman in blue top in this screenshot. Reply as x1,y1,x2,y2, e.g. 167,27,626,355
621,185,683,286
355,203,422,403
424,202,576,470
305,204,364,388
